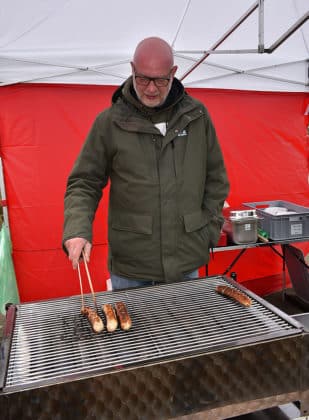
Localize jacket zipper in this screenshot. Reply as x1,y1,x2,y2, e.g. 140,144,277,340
171,139,177,177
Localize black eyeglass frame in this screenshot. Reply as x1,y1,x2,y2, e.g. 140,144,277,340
133,70,172,88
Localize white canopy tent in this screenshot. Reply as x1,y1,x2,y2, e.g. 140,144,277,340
0,0,308,92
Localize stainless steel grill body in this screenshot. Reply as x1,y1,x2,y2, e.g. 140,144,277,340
0,276,308,420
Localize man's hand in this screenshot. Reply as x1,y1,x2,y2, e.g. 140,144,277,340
64,237,92,269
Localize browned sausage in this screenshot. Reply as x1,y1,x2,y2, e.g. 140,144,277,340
102,303,118,332
216,285,252,307
81,306,104,333
114,302,132,331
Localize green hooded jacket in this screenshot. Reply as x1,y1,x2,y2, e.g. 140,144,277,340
63,77,229,282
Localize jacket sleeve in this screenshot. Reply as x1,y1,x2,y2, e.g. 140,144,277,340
202,109,230,247
63,114,110,246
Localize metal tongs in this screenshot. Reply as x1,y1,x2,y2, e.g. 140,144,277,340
77,250,97,312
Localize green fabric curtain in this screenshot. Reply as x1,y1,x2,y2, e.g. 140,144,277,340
0,225,19,314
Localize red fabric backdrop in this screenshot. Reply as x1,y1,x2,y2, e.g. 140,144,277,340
0,84,308,302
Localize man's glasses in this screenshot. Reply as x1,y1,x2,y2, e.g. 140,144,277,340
134,73,171,87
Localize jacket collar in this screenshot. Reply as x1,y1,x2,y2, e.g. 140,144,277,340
112,76,185,119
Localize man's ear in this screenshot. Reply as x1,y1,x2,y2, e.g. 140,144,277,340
171,65,178,77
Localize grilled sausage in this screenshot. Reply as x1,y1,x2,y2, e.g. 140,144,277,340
102,303,118,332
81,306,104,333
216,285,252,307
114,302,132,331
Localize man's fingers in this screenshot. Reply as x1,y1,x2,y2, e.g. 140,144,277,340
65,238,90,269
83,242,92,263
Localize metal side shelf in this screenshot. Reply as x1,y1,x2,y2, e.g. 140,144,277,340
213,236,309,253
207,237,309,280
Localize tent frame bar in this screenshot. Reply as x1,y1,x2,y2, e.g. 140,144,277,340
184,70,306,88
180,0,259,81
179,2,308,81
176,11,309,56
177,49,260,54
258,0,265,53
176,52,308,87
265,11,309,53
177,54,309,86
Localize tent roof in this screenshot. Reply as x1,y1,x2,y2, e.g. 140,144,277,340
0,0,308,92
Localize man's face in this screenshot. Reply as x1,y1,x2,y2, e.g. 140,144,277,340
132,63,177,108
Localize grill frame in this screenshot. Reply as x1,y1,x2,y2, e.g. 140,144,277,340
1,275,309,420
0,333,307,419
0,275,304,395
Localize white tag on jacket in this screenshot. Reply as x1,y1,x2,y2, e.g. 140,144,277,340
154,122,167,136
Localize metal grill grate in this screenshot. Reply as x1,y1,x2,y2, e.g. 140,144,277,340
3,276,302,392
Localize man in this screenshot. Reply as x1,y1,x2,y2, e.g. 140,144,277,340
63,37,229,290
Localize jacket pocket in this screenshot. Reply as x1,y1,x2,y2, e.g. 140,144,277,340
111,212,152,235
178,210,209,267
183,210,207,233
109,212,155,269
207,215,224,248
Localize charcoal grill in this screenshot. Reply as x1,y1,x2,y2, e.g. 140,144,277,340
1,275,309,420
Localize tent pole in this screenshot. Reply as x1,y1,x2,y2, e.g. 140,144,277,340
258,0,265,53
0,157,10,238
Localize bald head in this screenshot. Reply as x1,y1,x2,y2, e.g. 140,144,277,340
132,37,174,75
131,37,177,108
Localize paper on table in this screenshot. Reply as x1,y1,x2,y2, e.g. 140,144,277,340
263,207,296,216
